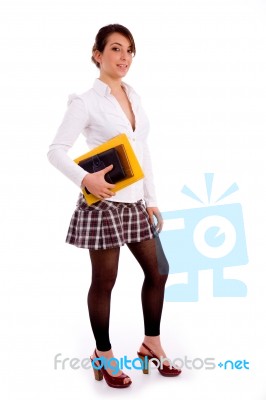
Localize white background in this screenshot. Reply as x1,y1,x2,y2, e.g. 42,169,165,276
1,0,266,398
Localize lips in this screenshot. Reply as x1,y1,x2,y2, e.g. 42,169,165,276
117,64,128,71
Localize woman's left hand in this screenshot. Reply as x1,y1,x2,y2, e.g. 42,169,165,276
146,207,163,234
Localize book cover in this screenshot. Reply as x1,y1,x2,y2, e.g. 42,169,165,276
74,133,144,205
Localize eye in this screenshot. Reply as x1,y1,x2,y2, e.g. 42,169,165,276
127,49,133,54
111,47,120,52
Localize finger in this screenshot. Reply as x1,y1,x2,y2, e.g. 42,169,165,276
102,190,115,197
100,177,115,188
155,213,163,232
104,182,116,189
147,210,154,225
100,187,116,196
157,220,164,233
99,194,112,200
102,186,115,194
103,164,114,173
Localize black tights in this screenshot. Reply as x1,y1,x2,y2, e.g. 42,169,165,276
87,236,169,351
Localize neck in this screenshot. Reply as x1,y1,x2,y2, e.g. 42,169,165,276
98,75,124,95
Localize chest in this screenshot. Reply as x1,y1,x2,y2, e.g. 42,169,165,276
85,91,150,141
112,91,136,132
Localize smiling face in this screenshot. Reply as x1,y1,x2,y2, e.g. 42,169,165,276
93,32,134,81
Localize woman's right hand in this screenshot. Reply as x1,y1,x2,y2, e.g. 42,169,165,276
81,164,116,199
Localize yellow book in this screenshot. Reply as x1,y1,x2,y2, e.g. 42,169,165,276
74,133,144,205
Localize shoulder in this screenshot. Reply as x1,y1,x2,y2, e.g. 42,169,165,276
66,88,96,116
67,88,95,105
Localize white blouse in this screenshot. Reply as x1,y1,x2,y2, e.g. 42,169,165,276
47,79,157,207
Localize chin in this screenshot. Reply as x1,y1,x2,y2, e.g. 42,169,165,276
116,68,129,77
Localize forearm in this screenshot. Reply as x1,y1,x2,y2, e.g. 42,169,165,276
47,145,88,187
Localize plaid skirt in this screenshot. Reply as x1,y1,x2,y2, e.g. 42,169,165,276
66,193,156,250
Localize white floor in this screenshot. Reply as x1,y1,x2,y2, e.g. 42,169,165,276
2,233,266,400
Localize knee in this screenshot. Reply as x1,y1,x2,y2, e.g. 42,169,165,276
91,271,118,294
155,237,169,277
146,260,169,287
157,257,169,277
103,276,117,293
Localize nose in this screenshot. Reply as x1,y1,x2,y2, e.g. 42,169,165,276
120,49,127,60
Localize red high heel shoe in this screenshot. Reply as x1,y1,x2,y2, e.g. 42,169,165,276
137,342,182,377
90,349,132,389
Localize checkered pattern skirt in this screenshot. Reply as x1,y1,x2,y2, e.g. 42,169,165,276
66,193,156,250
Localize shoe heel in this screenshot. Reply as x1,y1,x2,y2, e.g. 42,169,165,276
137,353,149,374
90,356,103,381
92,366,103,381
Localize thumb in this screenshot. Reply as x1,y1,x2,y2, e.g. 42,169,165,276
103,164,114,172
147,209,154,225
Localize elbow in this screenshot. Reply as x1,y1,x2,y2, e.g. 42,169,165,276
47,146,59,166
47,147,54,165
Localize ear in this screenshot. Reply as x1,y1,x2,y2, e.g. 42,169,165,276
93,50,102,65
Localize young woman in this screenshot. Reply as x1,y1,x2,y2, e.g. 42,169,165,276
47,24,181,389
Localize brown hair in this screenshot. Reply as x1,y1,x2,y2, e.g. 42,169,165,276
91,24,136,68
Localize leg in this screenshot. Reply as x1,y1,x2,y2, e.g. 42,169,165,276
127,236,169,336
127,237,171,361
88,247,131,384
88,247,120,351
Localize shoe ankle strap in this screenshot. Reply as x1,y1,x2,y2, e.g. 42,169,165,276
142,342,157,358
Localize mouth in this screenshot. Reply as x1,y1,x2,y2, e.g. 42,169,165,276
117,64,128,71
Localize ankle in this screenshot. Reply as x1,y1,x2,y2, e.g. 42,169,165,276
143,335,161,347
95,348,113,358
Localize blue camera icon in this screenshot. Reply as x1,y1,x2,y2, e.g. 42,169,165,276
160,202,248,302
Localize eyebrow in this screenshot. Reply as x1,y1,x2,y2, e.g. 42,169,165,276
110,42,132,48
